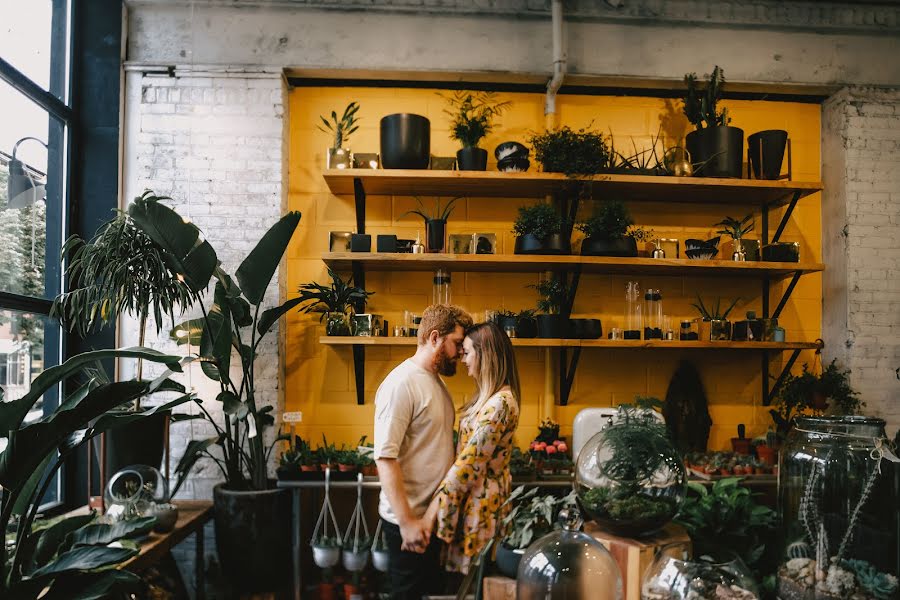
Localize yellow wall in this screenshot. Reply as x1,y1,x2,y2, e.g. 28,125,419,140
285,87,822,451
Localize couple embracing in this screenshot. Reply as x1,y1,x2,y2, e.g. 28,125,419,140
373,304,521,599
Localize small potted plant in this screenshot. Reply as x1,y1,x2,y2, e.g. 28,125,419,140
357,436,377,477
439,90,511,171
516,308,538,338
528,125,611,175
513,203,571,255
715,214,754,261
317,436,338,471
691,294,739,341
508,447,537,480
529,279,570,338
491,309,519,335
336,446,358,473
731,423,752,455
577,199,637,257
371,530,390,573
402,196,462,253
318,101,360,169
342,535,371,572
312,535,341,569
683,66,744,178
297,269,373,336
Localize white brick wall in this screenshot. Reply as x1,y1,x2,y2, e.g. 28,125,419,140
823,87,900,436
122,70,288,499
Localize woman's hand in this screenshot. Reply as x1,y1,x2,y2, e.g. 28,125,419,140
425,495,440,527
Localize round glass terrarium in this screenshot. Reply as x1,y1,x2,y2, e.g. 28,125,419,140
517,508,622,600
575,405,685,536
104,464,168,523
641,543,760,600
777,417,899,600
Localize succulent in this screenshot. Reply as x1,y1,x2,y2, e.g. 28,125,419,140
317,101,360,149
715,214,754,240
691,294,740,321
842,558,899,599
683,65,730,130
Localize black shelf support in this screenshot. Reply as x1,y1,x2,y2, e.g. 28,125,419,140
765,348,802,405
559,347,582,406
352,345,366,405
772,271,802,320
771,191,802,244
351,177,367,405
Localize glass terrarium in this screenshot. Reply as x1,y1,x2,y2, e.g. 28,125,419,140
575,405,685,536
777,417,899,600
642,543,760,600
104,464,168,522
517,507,622,600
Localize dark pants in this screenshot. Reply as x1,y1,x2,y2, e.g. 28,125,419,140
382,520,445,600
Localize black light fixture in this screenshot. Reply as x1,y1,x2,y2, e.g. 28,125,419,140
7,137,48,209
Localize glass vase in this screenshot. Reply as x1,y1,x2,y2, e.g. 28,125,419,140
324,312,352,336
642,542,760,599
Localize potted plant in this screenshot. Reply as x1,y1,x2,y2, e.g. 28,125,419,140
515,308,538,338
297,268,373,336
528,125,611,175
513,203,570,255
439,90,511,171
529,279,571,338
318,101,360,169
371,530,390,573
336,446,358,473
401,196,462,253
50,190,196,477
577,199,637,257
691,294,739,341
607,127,665,176
715,214,754,261
730,423,752,455
491,309,519,335
683,65,744,178
342,535,372,572
312,535,341,569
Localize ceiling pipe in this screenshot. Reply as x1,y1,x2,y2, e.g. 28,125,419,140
544,0,567,126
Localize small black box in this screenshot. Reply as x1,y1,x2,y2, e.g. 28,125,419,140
377,235,398,253
350,233,372,252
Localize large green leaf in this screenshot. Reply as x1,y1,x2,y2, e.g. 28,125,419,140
69,517,156,548
10,453,53,517
0,347,182,438
173,435,222,482
170,318,205,345
42,570,143,600
200,282,233,383
235,211,301,305
86,394,194,438
28,545,137,579
257,297,305,337
127,193,218,293
28,514,97,573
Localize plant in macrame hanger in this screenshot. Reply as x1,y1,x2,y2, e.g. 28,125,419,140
342,472,372,572
311,468,342,569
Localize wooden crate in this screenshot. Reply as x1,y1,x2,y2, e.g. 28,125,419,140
584,522,691,600
482,575,516,600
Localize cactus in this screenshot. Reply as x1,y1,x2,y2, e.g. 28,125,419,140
683,65,730,130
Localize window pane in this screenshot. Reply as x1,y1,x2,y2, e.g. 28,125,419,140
0,0,70,102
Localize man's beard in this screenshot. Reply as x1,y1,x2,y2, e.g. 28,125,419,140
433,345,457,376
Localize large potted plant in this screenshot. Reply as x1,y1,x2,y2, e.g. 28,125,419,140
577,199,638,257
513,203,570,255
51,190,197,477
107,192,305,594
401,196,462,253
683,65,744,178
317,101,359,169
439,90,510,171
528,125,611,175
296,268,373,335
529,278,571,338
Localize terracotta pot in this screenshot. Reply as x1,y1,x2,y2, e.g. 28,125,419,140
756,444,777,466
361,464,378,477
300,464,318,472
337,463,357,473
317,583,336,600
731,437,752,455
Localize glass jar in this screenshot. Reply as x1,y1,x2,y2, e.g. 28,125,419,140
777,417,899,600
642,542,760,599
575,405,686,536
104,465,168,523
517,508,622,600
624,281,642,340
643,289,663,339
432,269,451,305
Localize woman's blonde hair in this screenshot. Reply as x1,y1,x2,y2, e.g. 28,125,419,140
460,322,521,418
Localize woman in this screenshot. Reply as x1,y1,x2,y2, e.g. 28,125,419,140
425,321,521,574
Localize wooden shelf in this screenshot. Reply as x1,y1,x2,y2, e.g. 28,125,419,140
320,337,819,351
323,252,824,279
324,169,822,207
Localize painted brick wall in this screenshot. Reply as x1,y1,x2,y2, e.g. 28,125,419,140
122,71,288,500
823,87,900,436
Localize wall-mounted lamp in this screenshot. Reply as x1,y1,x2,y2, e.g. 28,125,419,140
7,137,48,209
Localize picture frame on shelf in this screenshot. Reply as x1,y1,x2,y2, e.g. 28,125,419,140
449,233,473,254
352,152,380,169
472,233,497,254
659,238,679,259
329,231,352,252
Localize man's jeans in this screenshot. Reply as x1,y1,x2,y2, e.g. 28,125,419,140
382,520,445,600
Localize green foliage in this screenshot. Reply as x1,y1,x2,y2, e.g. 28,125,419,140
342,535,372,552
317,101,360,149
529,279,568,315
606,495,675,521
607,127,665,174
715,214,754,240
842,558,899,599
769,359,863,436
674,478,777,577
296,268,373,318
312,535,341,548
401,196,462,222
512,203,566,241
500,487,577,550
599,401,674,484
439,91,510,148
683,65,730,130
576,199,634,241
691,294,739,320
536,418,561,444
528,125,611,175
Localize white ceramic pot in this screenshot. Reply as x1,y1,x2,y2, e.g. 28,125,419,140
371,548,390,572
312,545,340,568
342,549,369,572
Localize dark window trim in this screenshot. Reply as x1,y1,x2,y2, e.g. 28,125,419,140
0,292,53,315
0,58,74,122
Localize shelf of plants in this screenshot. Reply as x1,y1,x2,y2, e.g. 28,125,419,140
323,252,824,278
323,169,822,208
319,337,818,351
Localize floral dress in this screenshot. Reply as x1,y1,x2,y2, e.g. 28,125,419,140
434,390,519,574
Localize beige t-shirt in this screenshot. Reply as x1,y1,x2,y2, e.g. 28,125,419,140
373,358,455,525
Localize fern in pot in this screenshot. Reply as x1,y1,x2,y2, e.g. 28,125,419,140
297,268,373,335
439,90,510,171
577,199,639,257
683,65,744,178
529,278,571,338
513,203,571,255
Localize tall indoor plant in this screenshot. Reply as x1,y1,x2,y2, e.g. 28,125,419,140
683,65,744,178
297,268,373,335
439,90,510,171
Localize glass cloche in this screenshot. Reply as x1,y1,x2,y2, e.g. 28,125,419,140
575,404,685,536
104,464,168,522
517,507,622,600
642,542,760,600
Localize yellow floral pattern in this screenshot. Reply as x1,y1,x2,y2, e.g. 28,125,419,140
434,390,519,574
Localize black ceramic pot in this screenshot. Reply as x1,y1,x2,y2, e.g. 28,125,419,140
495,543,525,579
581,236,638,257
537,314,571,338
457,147,488,171
380,114,430,169
516,316,537,338
572,318,603,339
213,484,292,593
497,316,518,334
686,126,744,178
425,219,446,252
748,129,788,180
93,411,167,475
514,233,570,255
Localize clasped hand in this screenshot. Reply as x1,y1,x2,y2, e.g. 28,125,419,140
399,518,432,553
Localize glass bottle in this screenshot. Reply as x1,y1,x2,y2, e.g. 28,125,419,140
644,289,663,339
432,269,451,305
777,417,899,600
624,281,642,340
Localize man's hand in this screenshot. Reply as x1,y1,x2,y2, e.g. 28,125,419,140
399,518,431,554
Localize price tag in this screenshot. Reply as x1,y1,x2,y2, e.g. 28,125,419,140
283,411,303,423
247,415,258,439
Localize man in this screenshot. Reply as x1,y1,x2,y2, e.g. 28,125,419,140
374,304,473,600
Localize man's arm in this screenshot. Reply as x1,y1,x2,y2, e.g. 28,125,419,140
376,457,431,553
